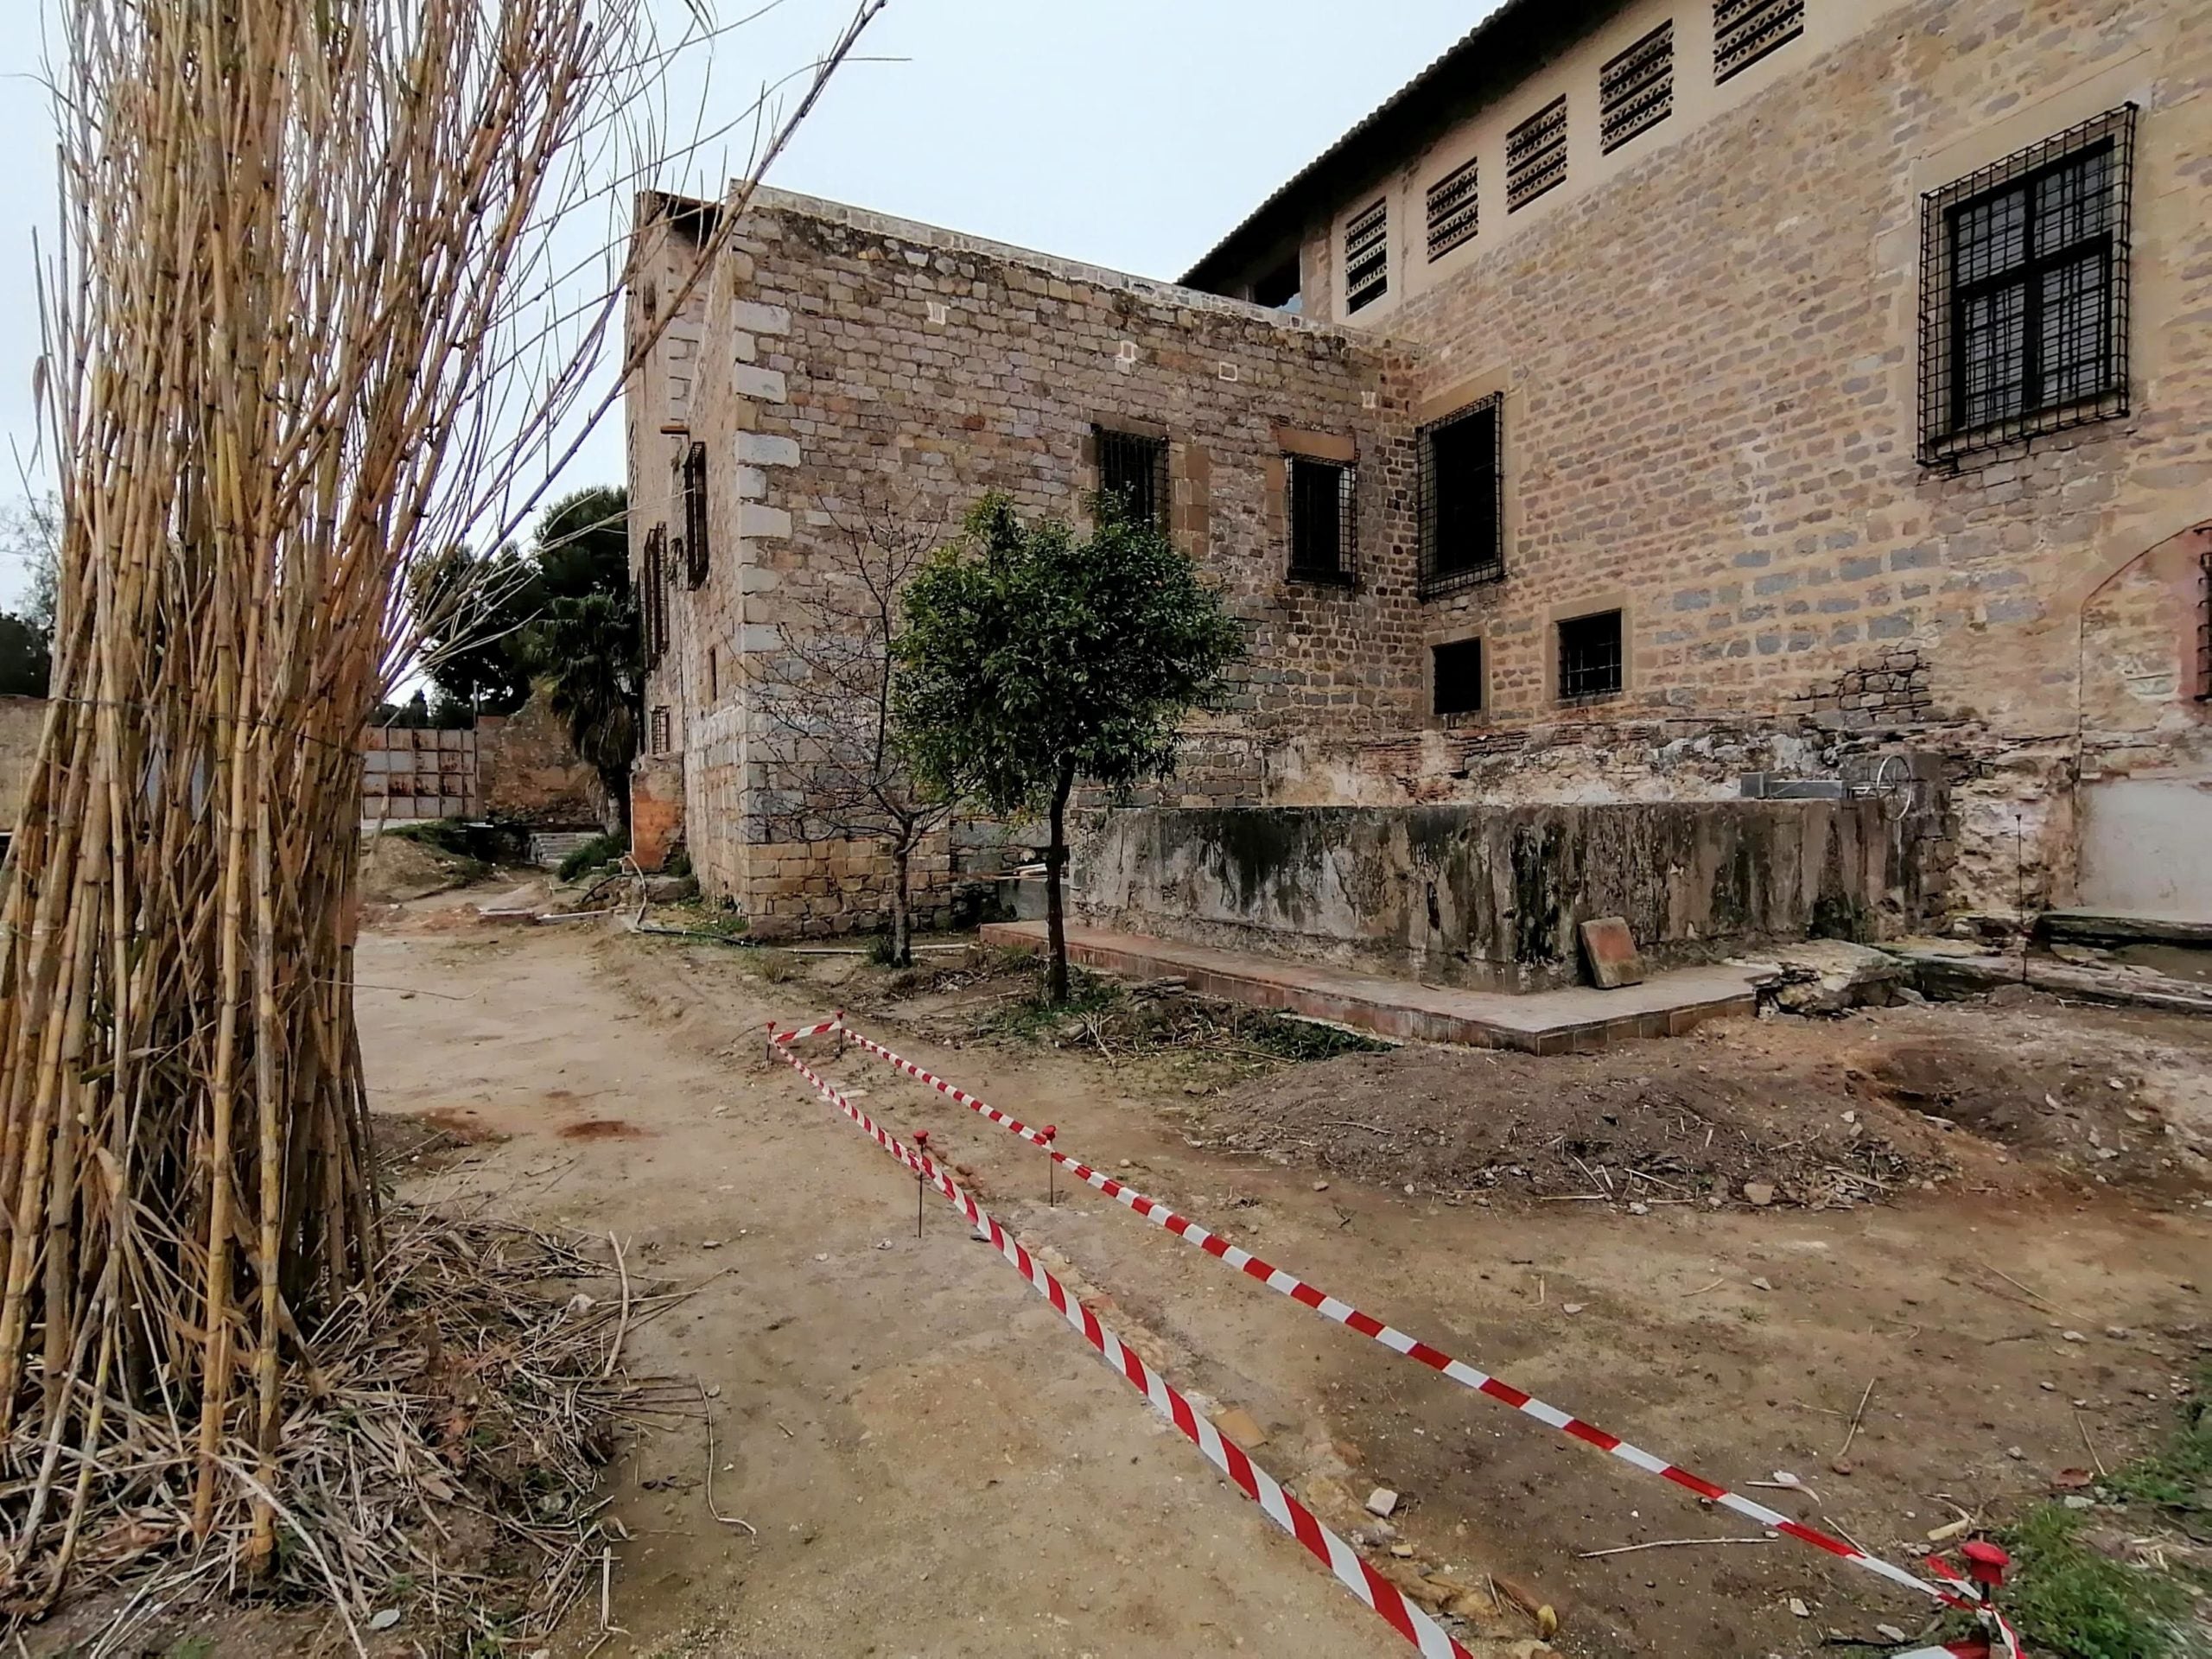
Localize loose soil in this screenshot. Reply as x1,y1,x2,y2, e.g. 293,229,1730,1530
347,914,2212,1659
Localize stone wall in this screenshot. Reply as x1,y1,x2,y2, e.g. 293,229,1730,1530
475,697,604,828
1077,801,1912,992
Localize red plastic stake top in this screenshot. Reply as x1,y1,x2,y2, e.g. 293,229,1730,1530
1961,1541,2010,1589
1040,1125,1058,1142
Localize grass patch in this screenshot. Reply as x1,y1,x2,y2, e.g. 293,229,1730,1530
979,965,1122,1042
653,899,750,941
557,832,626,882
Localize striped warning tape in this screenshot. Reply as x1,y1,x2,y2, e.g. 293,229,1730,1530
798,1015,2024,1659
766,1033,1475,1659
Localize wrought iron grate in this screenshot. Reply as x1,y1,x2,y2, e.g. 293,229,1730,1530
1507,97,1567,213
1096,427,1169,530
1433,638,1484,717
1418,395,1504,600
1602,22,1675,153
1714,0,1802,81
1558,610,1624,702
1426,159,1479,262
642,523,668,668
1287,456,1356,584
2199,548,2211,702
649,705,671,757
1917,105,2135,466
682,441,709,588
1344,197,1389,311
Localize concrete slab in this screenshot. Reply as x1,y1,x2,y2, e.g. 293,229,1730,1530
2038,908,2212,949
978,921,1764,1052
1579,917,1645,988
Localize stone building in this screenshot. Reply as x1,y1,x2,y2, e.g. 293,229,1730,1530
626,0,2212,945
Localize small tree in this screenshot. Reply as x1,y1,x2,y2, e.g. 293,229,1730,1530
894,493,1244,1002
530,487,639,830
757,490,957,966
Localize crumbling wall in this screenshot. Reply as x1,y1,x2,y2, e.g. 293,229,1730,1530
1077,801,1916,992
475,696,603,828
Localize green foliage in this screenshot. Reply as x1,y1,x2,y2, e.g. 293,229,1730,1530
391,819,478,857
2103,1370,2211,1525
534,486,630,603
1241,1014,1395,1061
537,590,640,827
1993,1505,2201,1659
0,612,50,696
414,541,541,715
557,832,626,882
893,493,1245,819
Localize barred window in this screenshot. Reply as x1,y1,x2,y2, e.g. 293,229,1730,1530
1558,609,1624,702
649,706,672,757
1287,456,1355,584
641,524,668,668
1426,159,1479,262
1601,22,1674,153
1433,638,1484,718
2197,547,2211,702
1096,427,1168,530
1506,97,1567,213
681,441,709,588
1418,395,1504,600
1344,197,1389,312
1918,107,2135,465
1714,0,1802,81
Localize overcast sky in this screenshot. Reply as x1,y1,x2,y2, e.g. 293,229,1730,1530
0,0,1491,603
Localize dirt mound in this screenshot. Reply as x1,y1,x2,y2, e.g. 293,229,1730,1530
360,830,482,903
1203,1040,1955,1209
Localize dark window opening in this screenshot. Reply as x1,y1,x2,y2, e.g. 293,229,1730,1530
1433,638,1484,718
1602,22,1674,153
1096,428,1169,530
1427,159,1479,261
1254,255,1303,314
2197,548,2211,702
708,645,719,703
1287,456,1355,584
1418,395,1503,599
1344,198,1389,312
1507,97,1567,213
1558,610,1624,702
1714,0,1802,81
642,524,668,668
1918,106,2135,464
681,441,709,588
649,706,672,756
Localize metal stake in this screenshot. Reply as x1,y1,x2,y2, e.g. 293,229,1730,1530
913,1130,931,1238
1041,1125,1058,1208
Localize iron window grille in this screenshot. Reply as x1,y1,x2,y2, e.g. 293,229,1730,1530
1917,105,2135,467
1507,97,1567,213
1418,394,1504,599
1095,427,1169,530
1426,159,1479,262
649,706,672,757
1433,638,1484,718
1287,456,1356,585
641,524,668,668
1602,22,1674,153
1344,197,1389,312
2198,548,2211,702
1557,609,1624,702
681,440,709,588
1714,0,1802,81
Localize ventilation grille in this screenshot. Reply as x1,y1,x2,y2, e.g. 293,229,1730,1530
1344,198,1389,311
1715,0,1803,82
1426,160,1479,262
1507,98,1568,213
1602,22,1675,153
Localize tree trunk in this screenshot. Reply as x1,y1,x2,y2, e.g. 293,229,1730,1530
891,839,914,968
1045,766,1076,1005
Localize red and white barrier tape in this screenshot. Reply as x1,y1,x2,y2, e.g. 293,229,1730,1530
797,1015,2024,1659
766,1033,1475,1659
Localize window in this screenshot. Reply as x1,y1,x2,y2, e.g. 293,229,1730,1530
1287,457,1355,583
1507,97,1567,213
1095,428,1168,529
1918,106,2135,464
1418,395,1503,599
1254,255,1302,313
649,706,672,756
1344,197,1389,312
1557,610,1624,702
642,524,668,668
1601,22,1674,153
1433,639,1484,718
681,441,709,588
707,645,719,703
1426,159,1479,261
2197,548,2211,702
1714,0,1802,81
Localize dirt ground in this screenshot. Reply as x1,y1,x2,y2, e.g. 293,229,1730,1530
355,895,2212,1658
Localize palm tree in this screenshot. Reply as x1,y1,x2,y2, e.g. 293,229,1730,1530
537,589,642,830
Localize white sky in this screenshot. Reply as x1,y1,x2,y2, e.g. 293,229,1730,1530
0,0,1495,607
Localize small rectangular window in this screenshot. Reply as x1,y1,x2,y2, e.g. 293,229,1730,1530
1558,610,1624,702
1426,159,1479,261
1601,23,1674,153
1344,197,1389,312
2197,548,2211,702
1433,639,1484,718
1095,428,1169,530
681,441,709,588
1287,456,1355,584
1418,395,1504,599
1507,97,1567,213
1918,106,2135,463
1714,0,1803,81
707,645,719,702
649,705,672,756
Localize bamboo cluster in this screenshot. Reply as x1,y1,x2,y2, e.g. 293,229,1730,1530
0,0,645,1600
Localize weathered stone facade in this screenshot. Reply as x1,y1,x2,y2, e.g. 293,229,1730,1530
630,0,2212,935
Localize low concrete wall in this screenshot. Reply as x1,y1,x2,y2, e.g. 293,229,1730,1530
1076,801,1913,992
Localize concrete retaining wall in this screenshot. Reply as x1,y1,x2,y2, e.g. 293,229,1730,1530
1076,801,1912,992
